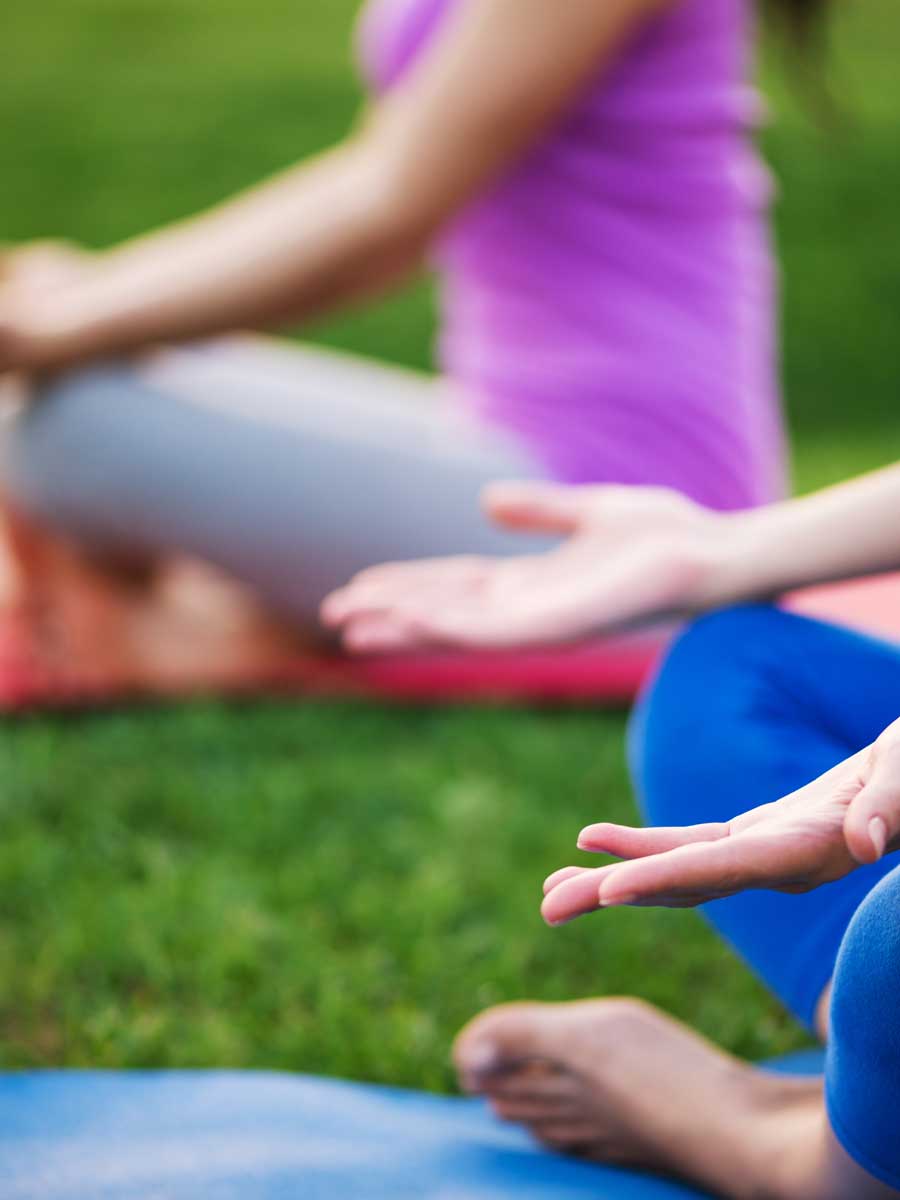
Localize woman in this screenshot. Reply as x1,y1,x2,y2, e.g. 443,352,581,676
0,0,792,689
326,467,900,1198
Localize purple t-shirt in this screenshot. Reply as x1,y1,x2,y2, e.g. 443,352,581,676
356,0,786,509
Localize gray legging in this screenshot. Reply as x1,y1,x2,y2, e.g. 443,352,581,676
3,337,553,626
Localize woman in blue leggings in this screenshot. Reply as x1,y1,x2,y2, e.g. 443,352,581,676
327,467,900,1198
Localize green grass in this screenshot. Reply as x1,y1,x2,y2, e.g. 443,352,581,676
0,701,800,1086
1,1,898,1086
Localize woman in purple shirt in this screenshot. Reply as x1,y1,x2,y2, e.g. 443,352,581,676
0,0,805,686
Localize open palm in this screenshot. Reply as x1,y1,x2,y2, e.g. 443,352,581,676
541,721,900,924
322,482,724,652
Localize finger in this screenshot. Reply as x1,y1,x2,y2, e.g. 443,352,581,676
320,558,485,625
540,868,738,924
484,481,588,535
594,834,770,908
340,612,426,654
391,607,541,652
340,604,508,653
576,821,730,858
352,607,491,652
410,594,603,650
542,865,590,895
321,579,419,627
322,583,427,629
540,867,617,925
334,602,497,653
342,555,485,593
843,749,900,864
620,888,740,908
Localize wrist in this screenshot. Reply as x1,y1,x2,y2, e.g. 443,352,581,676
874,716,900,761
851,724,900,862
686,508,777,613
22,293,117,371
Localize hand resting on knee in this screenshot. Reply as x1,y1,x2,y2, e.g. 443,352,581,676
324,465,900,651
541,716,900,924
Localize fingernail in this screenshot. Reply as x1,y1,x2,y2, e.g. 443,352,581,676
869,816,888,860
599,893,637,908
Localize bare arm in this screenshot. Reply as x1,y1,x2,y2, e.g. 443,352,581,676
704,463,900,605
3,0,668,371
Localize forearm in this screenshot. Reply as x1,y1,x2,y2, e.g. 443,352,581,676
23,138,422,367
11,0,673,374
704,464,900,606
7,0,670,374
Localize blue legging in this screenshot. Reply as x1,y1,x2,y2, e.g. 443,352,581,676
630,605,900,1191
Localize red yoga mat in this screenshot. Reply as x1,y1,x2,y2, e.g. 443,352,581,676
0,573,898,712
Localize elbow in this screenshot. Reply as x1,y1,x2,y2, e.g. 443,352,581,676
342,138,444,266
360,181,437,267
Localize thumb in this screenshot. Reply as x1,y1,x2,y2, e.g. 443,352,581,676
483,481,589,535
844,755,900,865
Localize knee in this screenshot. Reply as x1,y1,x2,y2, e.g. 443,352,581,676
829,866,900,1047
4,364,132,522
825,866,900,1180
23,362,128,447
627,605,789,824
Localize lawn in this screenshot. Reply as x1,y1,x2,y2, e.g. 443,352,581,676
1,1,898,1090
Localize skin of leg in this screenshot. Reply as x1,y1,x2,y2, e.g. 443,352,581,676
820,1137,900,1200
453,613,900,1195
814,983,832,1042
454,987,899,1199
3,337,554,624
454,996,837,1200
3,338,556,619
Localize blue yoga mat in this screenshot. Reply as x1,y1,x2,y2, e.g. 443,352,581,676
0,1051,825,1199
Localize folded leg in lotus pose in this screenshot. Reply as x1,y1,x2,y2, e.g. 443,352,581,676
328,464,900,1197
0,0,794,693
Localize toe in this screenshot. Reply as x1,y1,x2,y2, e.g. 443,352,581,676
483,1063,579,1104
454,1002,562,1091
488,1095,575,1124
529,1118,596,1154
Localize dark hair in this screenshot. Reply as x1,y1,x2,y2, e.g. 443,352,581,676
767,0,836,125
768,0,831,46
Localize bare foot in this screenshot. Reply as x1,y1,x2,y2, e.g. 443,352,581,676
0,499,305,701
454,998,839,1200
127,557,308,695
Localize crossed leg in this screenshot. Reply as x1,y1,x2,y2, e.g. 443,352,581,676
0,336,550,694
454,608,900,1197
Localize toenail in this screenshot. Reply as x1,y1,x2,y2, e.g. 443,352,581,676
463,1043,498,1075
